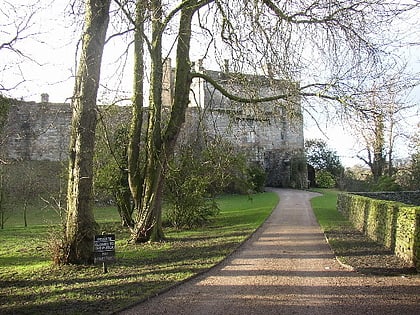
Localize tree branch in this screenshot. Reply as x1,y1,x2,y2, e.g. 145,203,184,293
190,72,346,104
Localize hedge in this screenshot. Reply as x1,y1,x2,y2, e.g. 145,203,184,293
338,193,420,271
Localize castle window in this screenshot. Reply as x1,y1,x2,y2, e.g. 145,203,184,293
247,130,256,143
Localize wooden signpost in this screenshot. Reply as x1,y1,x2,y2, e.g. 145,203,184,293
94,234,115,273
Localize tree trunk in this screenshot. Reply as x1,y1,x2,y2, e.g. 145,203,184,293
64,0,110,264
372,113,385,182
128,0,145,212
130,1,197,243
115,186,134,227
130,0,165,243
23,200,27,227
0,176,5,229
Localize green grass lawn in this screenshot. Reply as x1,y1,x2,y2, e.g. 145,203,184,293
0,192,278,315
310,189,417,275
310,189,350,232
310,189,373,267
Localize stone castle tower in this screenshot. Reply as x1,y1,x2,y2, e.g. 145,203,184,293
186,59,307,188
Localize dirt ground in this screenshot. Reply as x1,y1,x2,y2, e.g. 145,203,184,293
118,189,420,315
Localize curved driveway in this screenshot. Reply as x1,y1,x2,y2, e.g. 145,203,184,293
119,189,420,315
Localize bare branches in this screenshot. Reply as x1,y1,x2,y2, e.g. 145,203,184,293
191,71,346,104
208,1,418,91
0,1,41,93
0,2,37,55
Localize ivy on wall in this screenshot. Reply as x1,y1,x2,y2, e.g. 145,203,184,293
290,152,308,189
338,192,420,270
0,96,12,133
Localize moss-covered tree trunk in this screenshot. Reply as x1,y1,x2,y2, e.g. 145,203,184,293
64,0,110,264
130,1,197,243
128,0,145,215
372,113,385,182
130,0,164,243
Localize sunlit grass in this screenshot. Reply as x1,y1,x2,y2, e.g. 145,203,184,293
310,188,350,231
0,192,278,315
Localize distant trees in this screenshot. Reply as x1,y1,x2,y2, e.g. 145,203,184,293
0,161,66,228
408,125,420,189
349,75,418,184
396,124,420,190
407,147,420,190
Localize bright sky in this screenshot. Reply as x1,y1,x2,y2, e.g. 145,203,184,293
1,0,419,167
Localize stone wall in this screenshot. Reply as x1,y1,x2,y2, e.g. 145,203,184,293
0,101,134,162
354,191,420,206
179,107,307,188
189,66,306,188
1,62,307,188
1,101,71,161
338,193,420,271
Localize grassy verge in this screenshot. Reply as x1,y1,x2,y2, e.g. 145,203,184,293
311,189,417,275
310,189,349,232
0,192,278,315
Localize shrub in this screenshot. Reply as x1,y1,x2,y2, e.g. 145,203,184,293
316,170,335,188
370,175,402,192
165,158,219,229
247,163,267,193
164,137,252,228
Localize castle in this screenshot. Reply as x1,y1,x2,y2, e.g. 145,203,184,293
0,60,307,188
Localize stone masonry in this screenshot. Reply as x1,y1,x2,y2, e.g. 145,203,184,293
0,60,307,188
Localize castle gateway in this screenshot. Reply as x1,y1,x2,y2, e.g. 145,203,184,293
0,60,307,188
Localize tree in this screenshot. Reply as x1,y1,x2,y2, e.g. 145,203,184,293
94,119,134,227
115,0,418,243
315,170,336,189
305,139,343,178
359,112,386,182
165,134,250,228
403,123,420,190
123,0,216,243
351,75,417,182
63,0,111,265
408,150,420,190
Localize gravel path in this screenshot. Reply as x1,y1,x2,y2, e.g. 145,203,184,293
119,189,420,315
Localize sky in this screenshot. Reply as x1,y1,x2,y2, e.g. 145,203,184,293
1,0,419,167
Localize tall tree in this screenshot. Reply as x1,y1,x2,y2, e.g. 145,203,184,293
352,75,416,182
63,0,111,264
112,0,418,243
128,0,207,242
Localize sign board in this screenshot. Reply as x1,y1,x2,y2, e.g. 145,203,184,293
94,234,116,264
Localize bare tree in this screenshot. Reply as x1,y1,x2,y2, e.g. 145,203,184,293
349,72,418,181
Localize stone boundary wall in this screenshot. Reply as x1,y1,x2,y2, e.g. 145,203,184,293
354,191,420,206
338,193,420,271
1,98,307,188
